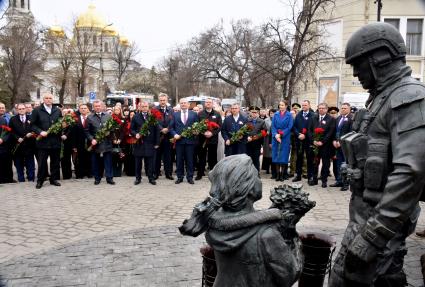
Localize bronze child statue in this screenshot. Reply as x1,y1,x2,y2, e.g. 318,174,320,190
179,154,315,287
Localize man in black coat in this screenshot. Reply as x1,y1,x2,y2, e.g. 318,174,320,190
292,100,315,182
131,101,160,185
308,102,336,188
154,93,174,180
0,105,13,184
31,94,62,189
71,103,92,179
221,103,248,156
246,106,267,172
60,108,74,180
330,102,353,191
196,98,222,180
9,103,36,182
85,100,115,185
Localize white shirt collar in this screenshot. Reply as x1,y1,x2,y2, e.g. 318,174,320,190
43,104,52,114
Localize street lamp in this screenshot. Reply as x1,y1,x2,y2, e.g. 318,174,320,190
99,23,113,100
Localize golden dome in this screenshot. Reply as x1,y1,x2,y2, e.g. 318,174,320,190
119,36,129,46
48,25,66,37
75,4,106,29
103,25,118,36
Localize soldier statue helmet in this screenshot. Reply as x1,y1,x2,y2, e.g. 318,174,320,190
329,22,425,287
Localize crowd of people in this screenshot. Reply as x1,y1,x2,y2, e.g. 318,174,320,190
0,92,356,190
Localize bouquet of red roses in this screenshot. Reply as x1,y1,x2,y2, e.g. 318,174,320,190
0,125,12,141
138,109,163,141
312,127,325,156
36,113,79,141
251,129,268,141
87,114,123,151
230,123,254,144
202,119,220,147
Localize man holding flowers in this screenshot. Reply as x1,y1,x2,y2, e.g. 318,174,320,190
30,94,62,189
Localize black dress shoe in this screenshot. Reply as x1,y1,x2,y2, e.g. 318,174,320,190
175,178,183,184
340,186,349,191
149,179,156,185
321,182,327,188
195,175,202,181
106,179,116,185
166,175,174,180
292,176,301,182
330,182,343,187
36,181,43,189
94,180,101,185
50,180,61,186
154,175,159,180
188,179,195,184
134,179,141,185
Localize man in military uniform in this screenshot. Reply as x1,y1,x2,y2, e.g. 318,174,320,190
246,106,266,172
329,22,425,287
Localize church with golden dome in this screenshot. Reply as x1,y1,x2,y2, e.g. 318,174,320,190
27,4,139,104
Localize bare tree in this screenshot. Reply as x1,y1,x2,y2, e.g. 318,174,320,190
111,40,139,85
45,32,74,104
119,66,162,95
187,20,267,105
71,23,97,98
0,17,44,105
257,0,336,101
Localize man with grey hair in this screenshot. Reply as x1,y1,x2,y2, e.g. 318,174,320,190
31,93,63,189
308,102,336,188
221,103,248,156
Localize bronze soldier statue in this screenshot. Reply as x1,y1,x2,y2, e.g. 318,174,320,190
329,22,425,287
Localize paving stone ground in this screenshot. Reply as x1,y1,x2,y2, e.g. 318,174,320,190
0,176,425,286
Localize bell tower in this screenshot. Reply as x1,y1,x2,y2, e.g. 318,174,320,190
6,0,34,24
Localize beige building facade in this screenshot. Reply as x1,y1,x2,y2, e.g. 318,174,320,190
294,0,425,109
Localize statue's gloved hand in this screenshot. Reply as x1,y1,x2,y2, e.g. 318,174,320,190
345,234,378,272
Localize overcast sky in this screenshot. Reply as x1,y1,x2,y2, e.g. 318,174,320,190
31,0,288,68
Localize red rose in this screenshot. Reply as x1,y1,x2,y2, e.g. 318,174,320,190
314,127,324,135
151,109,163,121
112,114,123,125
247,123,254,131
261,130,267,137
301,128,307,134
1,125,11,132
207,121,220,130
278,129,284,135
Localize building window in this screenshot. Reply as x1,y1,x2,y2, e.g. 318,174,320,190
49,43,54,54
92,35,97,45
12,0,16,8
36,88,40,99
104,42,109,53
20,0,24,8
384,18,400,30
406,19,423,55
84,33,88,46
28,0,29,10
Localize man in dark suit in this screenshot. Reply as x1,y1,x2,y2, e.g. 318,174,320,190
171,98,199,184
154,93,174,180
196,98,222,180
221,103,248,156
85,100,115,185
292,100,315,182
330,102,353,191
308,102,336,188
246,106,266,172
131,101,160,185
71,103,91,179
30,94,62,189
9,103,36,182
